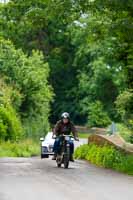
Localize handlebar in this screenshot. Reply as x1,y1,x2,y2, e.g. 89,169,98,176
52,134,79,141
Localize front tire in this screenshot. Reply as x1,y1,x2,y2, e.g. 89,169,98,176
64,146,70,169
56,155,62,167
57,163,61,168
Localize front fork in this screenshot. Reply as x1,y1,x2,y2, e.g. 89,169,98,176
57,141,70,162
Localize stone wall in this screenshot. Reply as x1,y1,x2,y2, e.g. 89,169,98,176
88,134,133,155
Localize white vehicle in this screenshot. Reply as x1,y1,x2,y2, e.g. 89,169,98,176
40,132,55,159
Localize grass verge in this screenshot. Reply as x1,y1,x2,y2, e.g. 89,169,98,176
74,144,133,175
79,133,90,139
0,139,40,157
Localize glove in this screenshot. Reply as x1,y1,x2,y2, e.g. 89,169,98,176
52,135,56,139
75,137,79,141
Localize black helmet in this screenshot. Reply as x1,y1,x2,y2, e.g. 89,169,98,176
61,112,70,119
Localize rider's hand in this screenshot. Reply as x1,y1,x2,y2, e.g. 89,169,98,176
52,135,56,139
75,137,79,141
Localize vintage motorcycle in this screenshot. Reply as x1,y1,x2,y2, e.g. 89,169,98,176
56,134,74,169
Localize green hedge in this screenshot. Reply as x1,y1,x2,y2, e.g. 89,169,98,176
87,101,111,128
0,139,40,157
117,123,133,143
0,106,23,141
74,144,133,175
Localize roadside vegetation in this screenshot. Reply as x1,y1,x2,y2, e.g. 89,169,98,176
78,133,90,139
117,124,133,143
0,140,40,157
75,144,133,175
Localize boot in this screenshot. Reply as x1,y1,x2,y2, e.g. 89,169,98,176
52,154,56,160
70,154,74,162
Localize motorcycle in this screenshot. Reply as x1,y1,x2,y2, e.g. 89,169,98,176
56,134,74,169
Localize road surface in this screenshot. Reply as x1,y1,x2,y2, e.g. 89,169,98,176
0,140,133,200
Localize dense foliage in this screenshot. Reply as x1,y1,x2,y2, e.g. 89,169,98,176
116,90,133,130
0,0,132,134
0,78,23,140
117,123,133,143
75,144,133,175
87,101,111,127
0,39,53,140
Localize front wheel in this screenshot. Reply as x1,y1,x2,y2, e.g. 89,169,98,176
56,155,62,167
64,146,70,169
57,163,61,168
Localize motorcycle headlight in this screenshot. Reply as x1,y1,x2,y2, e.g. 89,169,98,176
65,136,70,141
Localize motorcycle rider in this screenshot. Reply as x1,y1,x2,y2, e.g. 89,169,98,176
52,112,79,161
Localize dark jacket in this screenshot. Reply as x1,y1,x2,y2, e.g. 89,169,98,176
53,120,78,138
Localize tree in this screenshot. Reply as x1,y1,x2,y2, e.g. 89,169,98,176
116,90,133,130
0,0,132,127
87,101,111,128
0,38,53,138
0,0,86,124
0,78,23,141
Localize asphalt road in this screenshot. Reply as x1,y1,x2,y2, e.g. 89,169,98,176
0,140,133,200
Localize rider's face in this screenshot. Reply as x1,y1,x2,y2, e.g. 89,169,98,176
63,118,69,124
